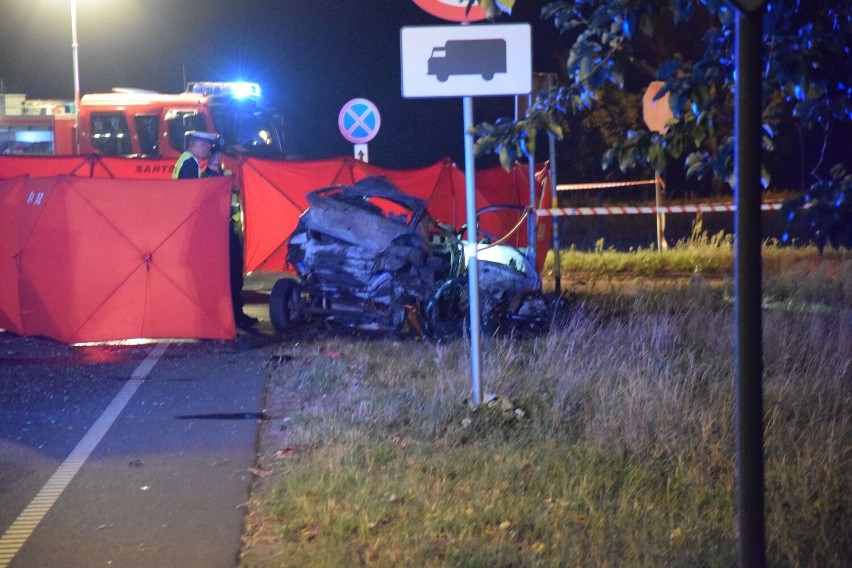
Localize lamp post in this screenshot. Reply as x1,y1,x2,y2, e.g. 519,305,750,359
70,0,81,152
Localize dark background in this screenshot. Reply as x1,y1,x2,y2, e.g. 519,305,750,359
0,1,561,169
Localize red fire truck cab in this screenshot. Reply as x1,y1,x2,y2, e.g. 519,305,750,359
1,81,283,158
79,81,284,159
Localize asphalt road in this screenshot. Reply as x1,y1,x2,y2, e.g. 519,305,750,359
0,290,277,568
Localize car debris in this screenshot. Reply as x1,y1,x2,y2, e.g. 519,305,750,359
269,176,551,337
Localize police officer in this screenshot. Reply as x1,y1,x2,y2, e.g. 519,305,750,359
172,130,218,179
200,145,258,329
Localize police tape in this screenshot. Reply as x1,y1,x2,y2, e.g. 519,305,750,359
535,202,784,217
556,179,657,191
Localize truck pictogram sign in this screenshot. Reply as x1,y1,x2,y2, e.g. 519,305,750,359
401,24,531,98
427,39,507,82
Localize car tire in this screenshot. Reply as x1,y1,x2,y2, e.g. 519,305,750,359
270,278,302,334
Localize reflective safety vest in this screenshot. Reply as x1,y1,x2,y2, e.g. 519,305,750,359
172,151,200,179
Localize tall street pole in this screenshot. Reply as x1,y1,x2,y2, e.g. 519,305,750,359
733,5,766,566
70,0,81,153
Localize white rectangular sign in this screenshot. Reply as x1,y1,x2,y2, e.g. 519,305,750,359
353,143,369,162
401,24,532,98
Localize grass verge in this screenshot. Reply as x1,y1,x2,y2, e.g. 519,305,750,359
241,245,850,567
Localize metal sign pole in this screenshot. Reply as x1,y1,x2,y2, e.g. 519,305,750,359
526,92,537,267
655,172,666,250
463,95,482,406
549,133,560,295
527,155,537,266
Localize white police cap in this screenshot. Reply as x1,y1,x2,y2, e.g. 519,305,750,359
186,130,218,142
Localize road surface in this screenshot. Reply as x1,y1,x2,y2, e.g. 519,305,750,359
0,291,276,568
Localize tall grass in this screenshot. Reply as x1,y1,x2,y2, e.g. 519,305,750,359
546,222,851,313
242,278,850,566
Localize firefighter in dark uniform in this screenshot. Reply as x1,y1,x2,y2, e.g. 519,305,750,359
172,130,217,179
201,144,258,329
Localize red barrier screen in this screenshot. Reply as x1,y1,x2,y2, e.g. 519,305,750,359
0,175,234,343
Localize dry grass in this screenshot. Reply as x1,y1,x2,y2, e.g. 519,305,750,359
241,246,850,567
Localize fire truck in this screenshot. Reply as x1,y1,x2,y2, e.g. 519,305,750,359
1,81,284,158
0,94,75,155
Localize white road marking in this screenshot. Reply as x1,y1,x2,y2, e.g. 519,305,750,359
0,342,169,567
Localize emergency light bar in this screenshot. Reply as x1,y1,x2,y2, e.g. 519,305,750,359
188,81,261,99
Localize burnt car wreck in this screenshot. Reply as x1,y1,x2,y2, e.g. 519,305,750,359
269,176,551,337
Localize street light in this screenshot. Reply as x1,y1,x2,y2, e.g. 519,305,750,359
70,0,81,152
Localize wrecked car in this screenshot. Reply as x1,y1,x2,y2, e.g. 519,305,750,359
269,176,550,337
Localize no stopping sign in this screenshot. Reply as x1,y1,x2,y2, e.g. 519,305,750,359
338,98,381,144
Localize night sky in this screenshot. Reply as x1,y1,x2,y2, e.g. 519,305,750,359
0,1,560,169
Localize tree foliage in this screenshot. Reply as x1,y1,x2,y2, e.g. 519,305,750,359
472,0,852,249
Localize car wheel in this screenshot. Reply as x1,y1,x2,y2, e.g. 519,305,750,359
269,278,303,334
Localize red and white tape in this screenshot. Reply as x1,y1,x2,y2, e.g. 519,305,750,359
535,202,784,217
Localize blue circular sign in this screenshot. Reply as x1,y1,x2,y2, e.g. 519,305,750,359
338,98,381,144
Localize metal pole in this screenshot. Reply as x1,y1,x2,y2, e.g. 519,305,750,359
526,92,537,267
655,172,666,251
463,96,482,406
70,0,81,153
549,133,560,295
734,9,766,567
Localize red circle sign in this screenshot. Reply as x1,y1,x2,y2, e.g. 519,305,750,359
412,0,488,22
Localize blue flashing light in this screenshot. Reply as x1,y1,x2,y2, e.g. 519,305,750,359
231,82,261,99
189,81,261,99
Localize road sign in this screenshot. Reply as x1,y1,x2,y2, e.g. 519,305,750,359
401,24,532,98
338,98,381,144
642,81,673,134
354,143,369,163
411,0,487,22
